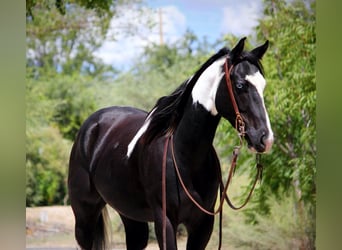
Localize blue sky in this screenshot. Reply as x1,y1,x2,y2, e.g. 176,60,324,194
94,0,264,69
147,0,263,42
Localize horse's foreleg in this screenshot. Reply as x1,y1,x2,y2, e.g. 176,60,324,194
185,213,214,250
153,209,177,250
120,215,149,250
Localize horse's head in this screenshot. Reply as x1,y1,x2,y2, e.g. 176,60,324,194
138,38,273,154
212,38,273,153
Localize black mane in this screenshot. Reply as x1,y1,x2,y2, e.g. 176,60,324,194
141,48,230,144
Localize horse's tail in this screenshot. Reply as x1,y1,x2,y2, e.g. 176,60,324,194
93,206,111,250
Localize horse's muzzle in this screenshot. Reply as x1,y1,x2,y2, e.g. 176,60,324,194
245,129,274,153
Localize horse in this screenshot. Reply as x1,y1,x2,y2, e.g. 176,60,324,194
68,37,274,250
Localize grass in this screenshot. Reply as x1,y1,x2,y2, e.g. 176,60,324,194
218,194,315,250
26,172,315,249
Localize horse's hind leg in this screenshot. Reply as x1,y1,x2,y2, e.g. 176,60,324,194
71,201,107,250
120,215,149,250
69,166,107,250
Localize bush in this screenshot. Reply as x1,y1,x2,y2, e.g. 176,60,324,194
223,192,315,250
26,126,72,206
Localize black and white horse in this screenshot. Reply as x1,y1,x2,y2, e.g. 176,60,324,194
68,37,274,250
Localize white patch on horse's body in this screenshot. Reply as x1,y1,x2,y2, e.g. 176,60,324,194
245,71,274,148
126,108,157,158
191,57,226,115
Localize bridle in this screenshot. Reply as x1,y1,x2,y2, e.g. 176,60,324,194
224,57,245,137
161,58,264,250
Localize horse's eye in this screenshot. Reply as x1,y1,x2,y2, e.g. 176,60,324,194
236,82,244,89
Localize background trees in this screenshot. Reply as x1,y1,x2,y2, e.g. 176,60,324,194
257,0,316,205
26,0,315,248
239,1,316,248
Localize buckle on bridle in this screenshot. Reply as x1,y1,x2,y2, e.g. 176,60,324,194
235,113,245,137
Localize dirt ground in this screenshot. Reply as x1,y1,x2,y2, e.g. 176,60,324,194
26,205,244,250
26,206,78,249
26,206,186,249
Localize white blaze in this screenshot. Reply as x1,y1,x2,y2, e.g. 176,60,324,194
245,71,266,97
245,71,274,149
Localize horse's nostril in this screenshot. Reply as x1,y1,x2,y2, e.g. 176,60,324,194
258,131,267,152
260,137,266,150
260,131,274,153
260,132,266,144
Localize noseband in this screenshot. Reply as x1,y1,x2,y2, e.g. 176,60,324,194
161,57,264,250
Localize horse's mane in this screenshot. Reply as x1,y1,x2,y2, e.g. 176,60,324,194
141,48,230,144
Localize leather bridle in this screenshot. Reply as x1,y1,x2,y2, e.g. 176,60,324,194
161,58,264,250
224,59,246,137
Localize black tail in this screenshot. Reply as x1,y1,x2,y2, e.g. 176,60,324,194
92,206,110,250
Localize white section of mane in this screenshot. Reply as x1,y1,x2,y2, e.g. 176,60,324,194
126,108,157,158
191,57,226,115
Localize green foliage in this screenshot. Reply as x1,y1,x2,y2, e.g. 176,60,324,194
230,0,317,246
254,0,316,203
213,2,316,247
26,126,71,206
141,31,211,73
26,73,101,205
99,34,213,110
26,0,150,206
46,75,98,140
221,192,315,250
26,0,141,77
27,74,98,140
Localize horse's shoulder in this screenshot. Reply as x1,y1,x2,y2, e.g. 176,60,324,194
209,145,221,168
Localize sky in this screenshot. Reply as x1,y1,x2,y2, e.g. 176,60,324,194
94,0,264,70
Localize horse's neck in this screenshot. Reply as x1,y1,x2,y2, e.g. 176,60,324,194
174,101,220,165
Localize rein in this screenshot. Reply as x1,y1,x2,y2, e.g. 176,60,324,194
161,59,264,250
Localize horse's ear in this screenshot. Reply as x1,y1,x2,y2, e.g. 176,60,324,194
250,40,269,59
230,37,246,63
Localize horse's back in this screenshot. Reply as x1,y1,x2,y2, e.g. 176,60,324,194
69,106,157,220
70,106,147,172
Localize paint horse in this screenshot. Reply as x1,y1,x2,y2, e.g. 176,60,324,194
68,37,274,250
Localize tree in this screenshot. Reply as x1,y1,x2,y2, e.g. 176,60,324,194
213,2,315,248
108,33,213,110
26,77,72,206
26,126,71,206
26,0,114,18
26,0,149,206
256,0,316,204
26,0,144,77
240,0,316,247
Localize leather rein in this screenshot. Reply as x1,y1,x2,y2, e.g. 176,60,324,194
161,59,264,250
